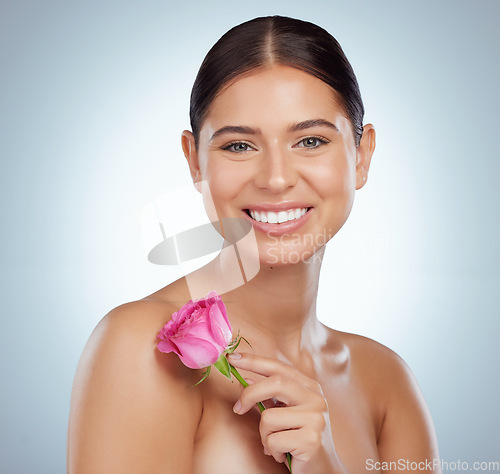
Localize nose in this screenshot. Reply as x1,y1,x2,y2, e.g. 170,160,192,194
254,146,298,193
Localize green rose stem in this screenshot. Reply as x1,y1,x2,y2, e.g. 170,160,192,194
229,364,265,411
229,363,293,473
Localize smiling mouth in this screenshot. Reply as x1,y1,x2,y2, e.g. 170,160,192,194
244,207,311,224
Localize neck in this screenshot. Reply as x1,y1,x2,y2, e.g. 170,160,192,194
220,247,327,362
181,245,327,361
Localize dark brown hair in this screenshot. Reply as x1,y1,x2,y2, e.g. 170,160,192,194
190,15,364,149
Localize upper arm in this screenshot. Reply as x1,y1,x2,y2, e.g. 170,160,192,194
68,302,203,474
376,352,441,472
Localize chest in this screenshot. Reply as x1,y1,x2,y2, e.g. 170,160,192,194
192,370,381,473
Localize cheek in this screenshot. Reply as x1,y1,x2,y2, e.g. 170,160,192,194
202,159,248,214
308,153,356,198
306,152,357,229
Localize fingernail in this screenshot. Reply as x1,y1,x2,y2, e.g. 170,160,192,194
245,378,255,385
233,400,242,413
228,352,241,359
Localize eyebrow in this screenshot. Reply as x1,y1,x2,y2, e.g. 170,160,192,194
288,119,339,133
208,119,339,142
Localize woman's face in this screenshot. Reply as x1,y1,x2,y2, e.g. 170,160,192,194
183,65,374,267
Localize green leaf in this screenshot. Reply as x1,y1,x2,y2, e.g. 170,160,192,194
226,331,240,353
214,353,232,379
240,336,253,351
226,336,242,354
193,365,211,387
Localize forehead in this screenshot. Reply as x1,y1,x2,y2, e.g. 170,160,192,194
203,65,346,131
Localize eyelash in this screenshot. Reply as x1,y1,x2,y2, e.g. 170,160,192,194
220,141,254,152
220,135,330,152
295,135,330,148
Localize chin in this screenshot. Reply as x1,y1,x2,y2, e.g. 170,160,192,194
259,242,325,267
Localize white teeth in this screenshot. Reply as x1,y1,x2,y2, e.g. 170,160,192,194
277,211,288,223
247,207,309,224
267,212,278,224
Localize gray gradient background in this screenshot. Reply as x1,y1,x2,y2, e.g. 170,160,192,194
1,0,499,472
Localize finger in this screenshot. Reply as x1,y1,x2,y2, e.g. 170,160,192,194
234,375,320,414
266,429,296,464
259,406,326,442
267,427,321,464
228,352,321,393
259,407,303,454
259,407,327,460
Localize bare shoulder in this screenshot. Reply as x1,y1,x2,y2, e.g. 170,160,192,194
84,294,186,358
324,327,429,412
68,284,203,473
324,327,440,464
331,329,414,387
77,291,196,387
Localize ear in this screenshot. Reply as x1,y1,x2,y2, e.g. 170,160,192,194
181,130,202,191
355,123,376,190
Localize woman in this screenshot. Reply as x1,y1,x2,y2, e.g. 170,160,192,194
68,15,441,473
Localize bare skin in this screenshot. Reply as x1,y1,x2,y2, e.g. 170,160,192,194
68,65,441,473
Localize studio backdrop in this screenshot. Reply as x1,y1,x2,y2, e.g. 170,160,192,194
0,0,498,472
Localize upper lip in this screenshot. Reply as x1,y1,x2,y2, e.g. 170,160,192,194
242,201,312,212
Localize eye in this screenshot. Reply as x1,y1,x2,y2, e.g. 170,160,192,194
295,136,330,149
221,141,254,153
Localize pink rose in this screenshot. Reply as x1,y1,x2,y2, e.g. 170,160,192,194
157,291,233,369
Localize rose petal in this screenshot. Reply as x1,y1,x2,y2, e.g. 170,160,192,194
216,299,232,340
174,337,221,369
203,291,218,306
156,291,233,370
158,319,178,337
208,303,232,347
176,314,214,341
175,301,195,324
157,338,180,355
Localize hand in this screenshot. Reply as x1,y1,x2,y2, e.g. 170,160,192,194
228,352,347,474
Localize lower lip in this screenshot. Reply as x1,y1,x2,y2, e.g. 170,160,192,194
242,208,313,236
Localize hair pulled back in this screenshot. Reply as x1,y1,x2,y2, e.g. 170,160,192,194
190,15,364,149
